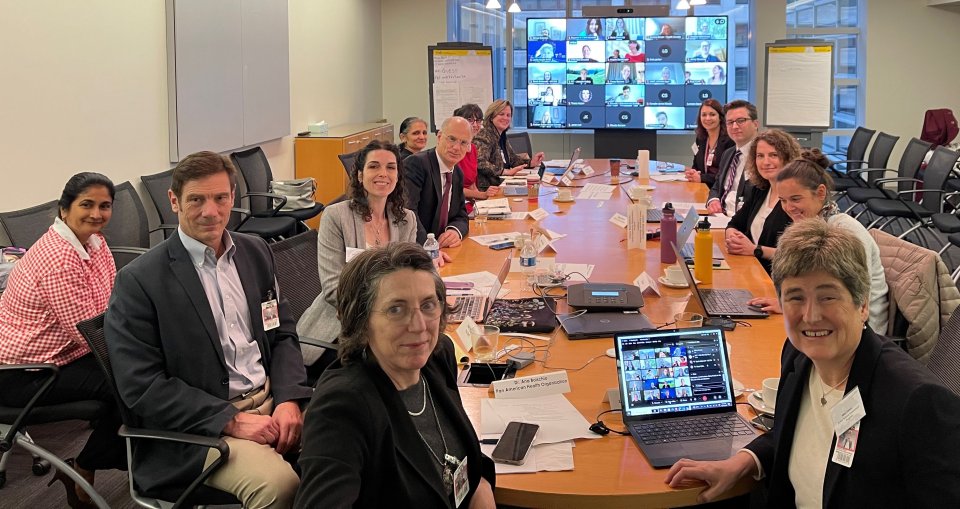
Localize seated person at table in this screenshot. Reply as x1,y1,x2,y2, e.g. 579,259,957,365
473,99,544,191
706,100,760,216
684,99,735,187
666,219,960,507
0,172,125,506
453,103,499,213
298,140,429,380
105,152,312,507
405,116,471,246
295,243,497,508
398,117,429,160
725,129,801,274
747,149,889,333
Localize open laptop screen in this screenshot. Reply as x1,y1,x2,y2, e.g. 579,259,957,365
615,328,735,419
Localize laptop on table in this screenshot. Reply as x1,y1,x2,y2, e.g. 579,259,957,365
614,327,755,468
447,257,511,323
671,243,768,319
674,206,724,260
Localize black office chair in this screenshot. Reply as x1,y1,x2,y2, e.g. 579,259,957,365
506,131,534,158
0,200,59,249
76,314,238,509
845,137,932,216
832,131,898,201
231,147,324,230
228,174,299,242
331,151,359,206
100,182,151,269
929,305,960,396
0,363,107,495
139,170,179,239
826,126,876,172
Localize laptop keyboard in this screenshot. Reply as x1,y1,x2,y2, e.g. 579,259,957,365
633,414,753,445
701,289,752,315
449,295,485,322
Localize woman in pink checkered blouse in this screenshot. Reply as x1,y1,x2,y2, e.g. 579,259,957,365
0,173,125,506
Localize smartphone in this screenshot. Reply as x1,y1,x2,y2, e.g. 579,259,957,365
492,422,540,465
750,414,774,432
490,241,515,250
444,281,474,290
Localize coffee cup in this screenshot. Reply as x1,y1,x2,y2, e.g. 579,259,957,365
609,159,621,176
664,265,685,285
557,189,573,201
762,377,780,411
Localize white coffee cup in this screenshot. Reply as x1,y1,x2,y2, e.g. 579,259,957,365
762,377,780,411
664,265,685,285
557,189,573,201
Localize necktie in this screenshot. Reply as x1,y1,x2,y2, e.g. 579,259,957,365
438,172,453,232
719,150,742,209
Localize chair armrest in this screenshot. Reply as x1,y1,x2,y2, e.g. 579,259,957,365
874,177,921,187
0,363,58,451
241,191,287,217
119,425,230,509
847,167,896,179
299,336,339,351
148,224,179,234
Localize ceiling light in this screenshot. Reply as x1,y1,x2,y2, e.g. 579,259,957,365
676,0,690,9
485,0,501,8
508,2,521,13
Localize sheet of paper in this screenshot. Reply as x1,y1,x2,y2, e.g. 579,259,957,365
469,232,522,247
578,183,615,200
475,198,511,215
528,208,549,221
481,441,575,474
479,394,598,445
609,213,628,228
650,173,687,182
443,271,498,289
506,212,529,220
432,83,461,125
706,214,732,229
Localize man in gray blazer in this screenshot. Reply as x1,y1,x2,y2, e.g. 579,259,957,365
105,152,312,507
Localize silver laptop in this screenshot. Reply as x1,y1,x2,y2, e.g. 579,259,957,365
671,243,768,319
543,147,582,187
560,312,654,340
614,327,755,468
674,206,724,260
448,257,511,323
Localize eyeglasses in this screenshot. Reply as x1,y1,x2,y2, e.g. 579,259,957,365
443,134,471,150
376,298,443,323
467,118,483,125
725,118,754,127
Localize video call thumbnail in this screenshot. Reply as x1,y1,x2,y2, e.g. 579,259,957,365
529,105,566,127
566,40,606,63
645,107,685,129
645,17,685,40
528,63,566,84
686,62,726,85
528,18,567,40
646,85,685,107
528,85,563,107
566,63,606,84
605,84,644,107
566,84,603,106
605,108,646,128
606,62,643,84
529,41,566,63
645,39,685,63
645,63,685,85
685,17,728,40
567,106,606,128
685,85,725,106
685,40,726,62
604,17,643,40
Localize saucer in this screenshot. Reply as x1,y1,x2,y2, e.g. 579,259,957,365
658,276,689,289
553,197,575,203
748,391,775,416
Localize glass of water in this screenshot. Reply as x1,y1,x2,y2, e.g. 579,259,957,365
474,325,499,362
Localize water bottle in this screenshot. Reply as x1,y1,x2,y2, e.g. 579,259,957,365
694,217,713,285
423,233,440,262
520,234,538,285
660,203,677,264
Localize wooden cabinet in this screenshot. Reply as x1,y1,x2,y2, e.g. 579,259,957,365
294,122,393,228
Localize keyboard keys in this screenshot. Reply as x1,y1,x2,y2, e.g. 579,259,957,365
633,415,751,445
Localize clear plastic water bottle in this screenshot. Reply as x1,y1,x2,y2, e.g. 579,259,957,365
423,233,440,261
520,234,538,285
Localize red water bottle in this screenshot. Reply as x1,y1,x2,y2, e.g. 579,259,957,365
660,203,677,264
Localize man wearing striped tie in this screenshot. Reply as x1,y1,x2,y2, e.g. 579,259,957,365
706,100,759,216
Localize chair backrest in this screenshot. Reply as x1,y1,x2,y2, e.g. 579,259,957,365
269,229,320,322
929,305,960,396
101,182,150,249
897,138,934,192
140,170,178,233
230,147,274,214
0,200,59,248
920,146,960,212
507,131,533,158
338,151,358,178
846,126,876,162
864,132,899,184
76,314,136,425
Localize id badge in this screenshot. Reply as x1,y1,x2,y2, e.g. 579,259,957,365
831,420,860,467
261,299,280,330
453,456,468,507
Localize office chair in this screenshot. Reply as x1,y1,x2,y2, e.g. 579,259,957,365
76,314,238,509
845,137,932,216
231,147,324,229
929,305,960,396
506,132,534,159
0,200,59,249
826,126,876,172
832,131,898,201
99,182,151,269
139,170,179,239
0,363,107,506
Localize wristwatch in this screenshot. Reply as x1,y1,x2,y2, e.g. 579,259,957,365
753,246,764,259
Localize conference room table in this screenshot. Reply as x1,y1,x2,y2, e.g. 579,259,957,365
437,160,786,508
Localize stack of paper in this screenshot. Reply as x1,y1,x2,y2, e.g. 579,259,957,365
577,183,615,200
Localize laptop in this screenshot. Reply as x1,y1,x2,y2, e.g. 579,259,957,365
674,206,724,260
447,257,511,323
540,147,582,186
671,243,768,319
560,312,654,340
614,327,755,468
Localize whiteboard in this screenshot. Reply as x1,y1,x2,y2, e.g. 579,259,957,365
764,42,834,130
428,45,494,132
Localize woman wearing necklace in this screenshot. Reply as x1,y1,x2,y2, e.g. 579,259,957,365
298,140,425,382
666,219,960,507
725,129,800,274
684,99,734,187
296,243,496,508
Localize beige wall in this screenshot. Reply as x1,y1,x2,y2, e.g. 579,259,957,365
0,0,382,215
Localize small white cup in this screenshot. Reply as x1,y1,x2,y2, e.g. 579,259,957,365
664,265,685,285
557,189,573,201
762,377,780,411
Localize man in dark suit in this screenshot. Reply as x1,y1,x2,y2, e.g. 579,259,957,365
405,116,471,246
705,100,759,216
105,152,312,507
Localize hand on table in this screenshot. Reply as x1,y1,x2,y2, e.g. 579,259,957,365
664,452,757,503
724,229,755,256
529,152,545,168
223,413,279,445
433,251,453,268
504,165,526,176
484,186,500,198
747,297,781,314
271,401,303,454
706,200,723,215
684,168,701,183
438,230,461,248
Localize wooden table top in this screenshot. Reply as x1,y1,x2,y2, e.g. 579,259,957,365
438,160,784,508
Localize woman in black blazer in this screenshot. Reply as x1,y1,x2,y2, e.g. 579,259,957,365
684,99,735,187
725,129,801,274
296,243,495,509
667,219,960,507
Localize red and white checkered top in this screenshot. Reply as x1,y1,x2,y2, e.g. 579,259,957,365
0,224,115,366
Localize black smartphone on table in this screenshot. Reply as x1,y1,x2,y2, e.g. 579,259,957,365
492,421,540,465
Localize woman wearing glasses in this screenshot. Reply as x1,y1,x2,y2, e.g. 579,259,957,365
296,243,497,509
453,104,499,212
473,99,544,191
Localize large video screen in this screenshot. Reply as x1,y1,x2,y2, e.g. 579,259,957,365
526,16,728,130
